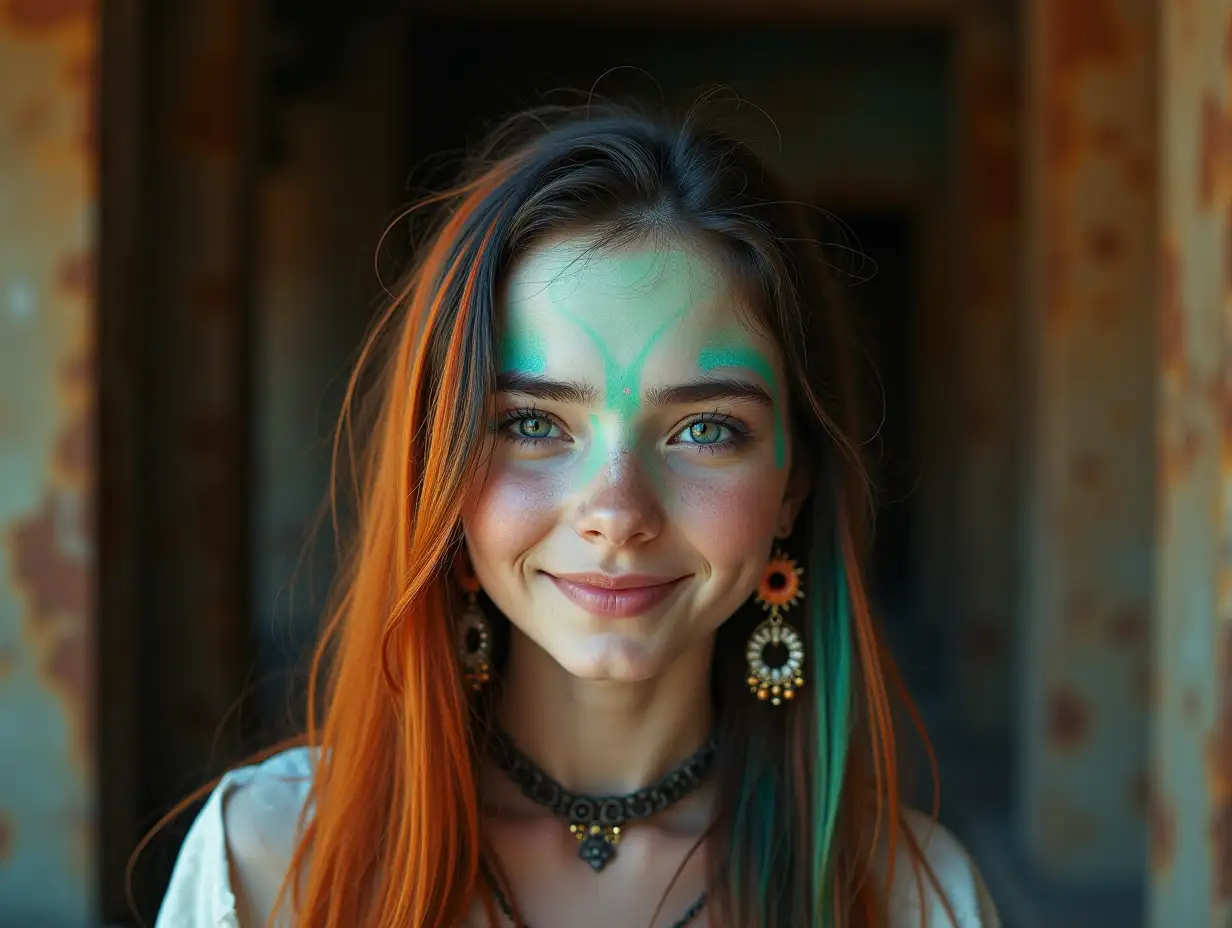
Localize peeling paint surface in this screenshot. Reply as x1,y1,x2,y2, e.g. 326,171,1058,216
1150,1,1232,924
0,0,98,925
1021,0,1155,880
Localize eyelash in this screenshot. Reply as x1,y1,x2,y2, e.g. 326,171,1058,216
494,406,751,454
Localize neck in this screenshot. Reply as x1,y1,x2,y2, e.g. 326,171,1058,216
492,627,716,796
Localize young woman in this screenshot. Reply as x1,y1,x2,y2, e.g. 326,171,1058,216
153,106,999,927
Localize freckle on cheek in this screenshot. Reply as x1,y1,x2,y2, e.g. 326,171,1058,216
672,481,774,546
474,475,564,550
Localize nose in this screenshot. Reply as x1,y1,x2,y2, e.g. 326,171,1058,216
572,452,664,547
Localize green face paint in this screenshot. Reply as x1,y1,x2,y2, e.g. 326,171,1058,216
501,242,785,492
499,327,547,375
698,341,786,468
508,246,707,490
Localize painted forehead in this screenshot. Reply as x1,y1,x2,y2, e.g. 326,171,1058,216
501,239,774,377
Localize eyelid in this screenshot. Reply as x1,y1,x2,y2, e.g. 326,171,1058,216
495,406,573,442
667,411,752,449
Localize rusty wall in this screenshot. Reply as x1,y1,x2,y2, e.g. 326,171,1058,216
1149,0,1232,924
0,2,98,925
1021,0,1156,880
951,0,1021,741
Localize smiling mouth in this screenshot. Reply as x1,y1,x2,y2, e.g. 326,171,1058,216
544,571,687,618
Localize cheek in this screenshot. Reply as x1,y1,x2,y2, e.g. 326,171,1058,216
667,469,783,566
463,462,565,568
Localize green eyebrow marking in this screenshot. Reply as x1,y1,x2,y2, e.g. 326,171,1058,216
698,343,784,468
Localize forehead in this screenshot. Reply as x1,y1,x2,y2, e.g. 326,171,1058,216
500,237,769,371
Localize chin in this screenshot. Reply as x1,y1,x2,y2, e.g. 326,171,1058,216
554,634,667,682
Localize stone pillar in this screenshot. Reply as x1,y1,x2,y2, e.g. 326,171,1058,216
1149,0,1232,924
0,2,99,924
1020,0,1155,881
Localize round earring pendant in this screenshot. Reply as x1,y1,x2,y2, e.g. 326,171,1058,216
457,605,491,690
745,619,806,706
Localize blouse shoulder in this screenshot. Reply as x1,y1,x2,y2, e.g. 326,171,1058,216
882,809,1000,928
155,746,318,928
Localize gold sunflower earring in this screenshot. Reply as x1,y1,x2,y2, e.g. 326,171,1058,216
746,544,806,706
454,554,492,691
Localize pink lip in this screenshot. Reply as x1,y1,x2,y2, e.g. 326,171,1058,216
546,572,686,618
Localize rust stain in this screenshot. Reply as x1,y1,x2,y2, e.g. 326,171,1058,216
57,251,93,297
1045,0,1126,172
8,498,88,623
1106,605,1146,647
64,50,96,156
15,95,52,138
1093,124,1125,153
0,810,11,863
1047,684,1093,753
1148,776,1177,875
0,647,13,681
55,408,91,478
1200,95,1232,210
4,346,95,768
1161,241,1183,370
1,0,93,33
1087,224,1123,263
1049,0,1124,74
7,495,93,766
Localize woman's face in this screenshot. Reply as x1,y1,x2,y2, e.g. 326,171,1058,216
462,236,806,682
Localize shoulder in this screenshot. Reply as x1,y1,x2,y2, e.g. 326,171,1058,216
879,809,1001,928
156,746,318,928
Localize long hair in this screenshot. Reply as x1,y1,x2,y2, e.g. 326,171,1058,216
142,103,951,927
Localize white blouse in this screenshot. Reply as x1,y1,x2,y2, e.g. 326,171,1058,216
155,748,1000,927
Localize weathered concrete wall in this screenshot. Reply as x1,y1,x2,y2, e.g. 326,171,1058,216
0,2,99,925
1021,0,1156,881
1149,0,1232,924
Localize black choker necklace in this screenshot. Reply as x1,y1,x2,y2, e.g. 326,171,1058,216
487,725,719,872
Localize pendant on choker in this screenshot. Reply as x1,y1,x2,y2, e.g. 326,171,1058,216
570,823,621,871
487,725,719,873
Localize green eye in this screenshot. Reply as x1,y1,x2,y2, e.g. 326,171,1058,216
517,416,550,438
685,421,725,444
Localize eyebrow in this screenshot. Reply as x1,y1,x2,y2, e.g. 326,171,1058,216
495,372,772,407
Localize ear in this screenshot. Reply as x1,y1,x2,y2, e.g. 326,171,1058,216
775,458,812,538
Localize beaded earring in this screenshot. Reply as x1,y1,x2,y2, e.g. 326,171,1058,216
454,554,492,691
745,545,806,706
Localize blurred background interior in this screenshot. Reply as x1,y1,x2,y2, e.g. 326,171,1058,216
1,0,1229,926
